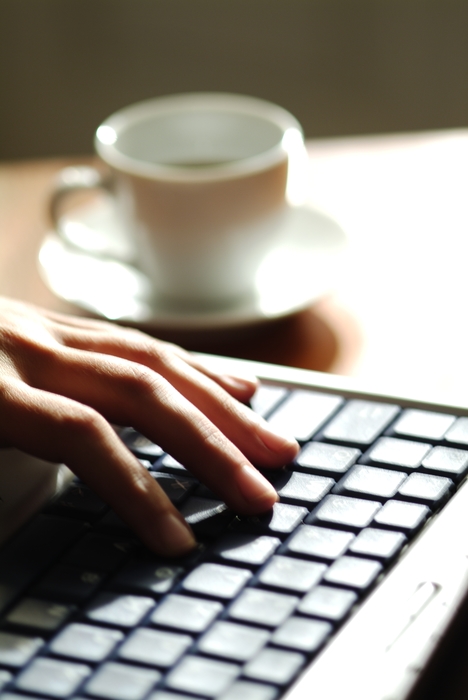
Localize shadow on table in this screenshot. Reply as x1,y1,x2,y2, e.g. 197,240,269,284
134,305,343,373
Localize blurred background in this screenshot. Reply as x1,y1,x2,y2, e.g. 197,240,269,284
1,0,467,160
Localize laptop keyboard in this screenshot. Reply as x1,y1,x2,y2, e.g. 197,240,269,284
1,384,468,700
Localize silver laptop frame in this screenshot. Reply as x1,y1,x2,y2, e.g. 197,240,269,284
2,357,468,700
221,359,468,700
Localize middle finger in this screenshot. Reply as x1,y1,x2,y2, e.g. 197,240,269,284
42,328,299,467
24,347,281,513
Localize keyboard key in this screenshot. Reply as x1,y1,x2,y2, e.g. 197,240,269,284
218,680,279,700
320,400,400,448
232,503,308,537
15,657,91,697
137,459,153,471
284,525,354,560
98,510,132,533
85,661,160,700
197,621,269,662
323,556,382,590
182,563,252,600
397,473,453,507
271,616,332,653
157,454,187,474
0,671,12,691
273,471,334,507
258,555,326,593
150,692,202,700
32,564,103,603
228,589,298,628
118,628,192,668
306,495,381,530
85,592,155,628
365,437,432,470
194,483,218,499
50,623,123,662
266,390,344,442
47,483,108,519
251,385,289,418
0,631,43,667
179,497,233,537
151,473,197,505
421,446,468,480
333,465,407,500
62,533,134,572
151,594,222,633
166,656,240,698
445,417,468,445
298,585,357,621
244,647,305,686
0,515,84,614
390,409,456,441
212,534,280,567
149,471,197,499
373,500,430,533
121,428,164,460
295,442,361,477
6,598,74,632
111,559,184,597
348,528,407,560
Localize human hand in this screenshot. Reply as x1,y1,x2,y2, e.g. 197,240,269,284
0,297,298,556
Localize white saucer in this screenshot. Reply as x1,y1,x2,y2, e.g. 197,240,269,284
38,199,347,330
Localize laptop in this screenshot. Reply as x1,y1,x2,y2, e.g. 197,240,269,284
1,354,468,700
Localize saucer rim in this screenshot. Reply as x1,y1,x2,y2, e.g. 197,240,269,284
38,201,347,331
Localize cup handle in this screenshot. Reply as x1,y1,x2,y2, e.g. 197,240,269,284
49,165,130,260
50,165,111,227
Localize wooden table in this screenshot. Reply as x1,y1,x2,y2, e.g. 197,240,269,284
2,131,468,698
1,130,468,403
0,154,359,374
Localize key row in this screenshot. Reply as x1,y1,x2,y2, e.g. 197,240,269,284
8,652,295,699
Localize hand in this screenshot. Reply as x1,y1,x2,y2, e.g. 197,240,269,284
0,297,298,556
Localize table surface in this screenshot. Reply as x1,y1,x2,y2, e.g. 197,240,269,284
2,131,468,698
1,130,468,402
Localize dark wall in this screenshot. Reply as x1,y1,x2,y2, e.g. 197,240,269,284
1,0,467,159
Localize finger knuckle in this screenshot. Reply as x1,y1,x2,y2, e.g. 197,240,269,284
135,340,175,370
0,330,59,380
117,362,166,402
107,328,173,370
60,404,106,443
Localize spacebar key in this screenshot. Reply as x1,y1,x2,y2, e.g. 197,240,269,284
0,514,85,613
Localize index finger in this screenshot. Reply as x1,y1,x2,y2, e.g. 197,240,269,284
1,381,197,556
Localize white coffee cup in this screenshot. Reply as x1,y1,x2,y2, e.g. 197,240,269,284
50,93,308,309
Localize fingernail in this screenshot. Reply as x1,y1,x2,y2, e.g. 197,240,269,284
160,513,197,554
238,464,279,507
259,422,299,455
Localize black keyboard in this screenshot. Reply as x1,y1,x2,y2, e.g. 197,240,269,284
1,383,468,700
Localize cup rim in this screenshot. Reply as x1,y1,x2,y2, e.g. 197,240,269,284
94,92,303,182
